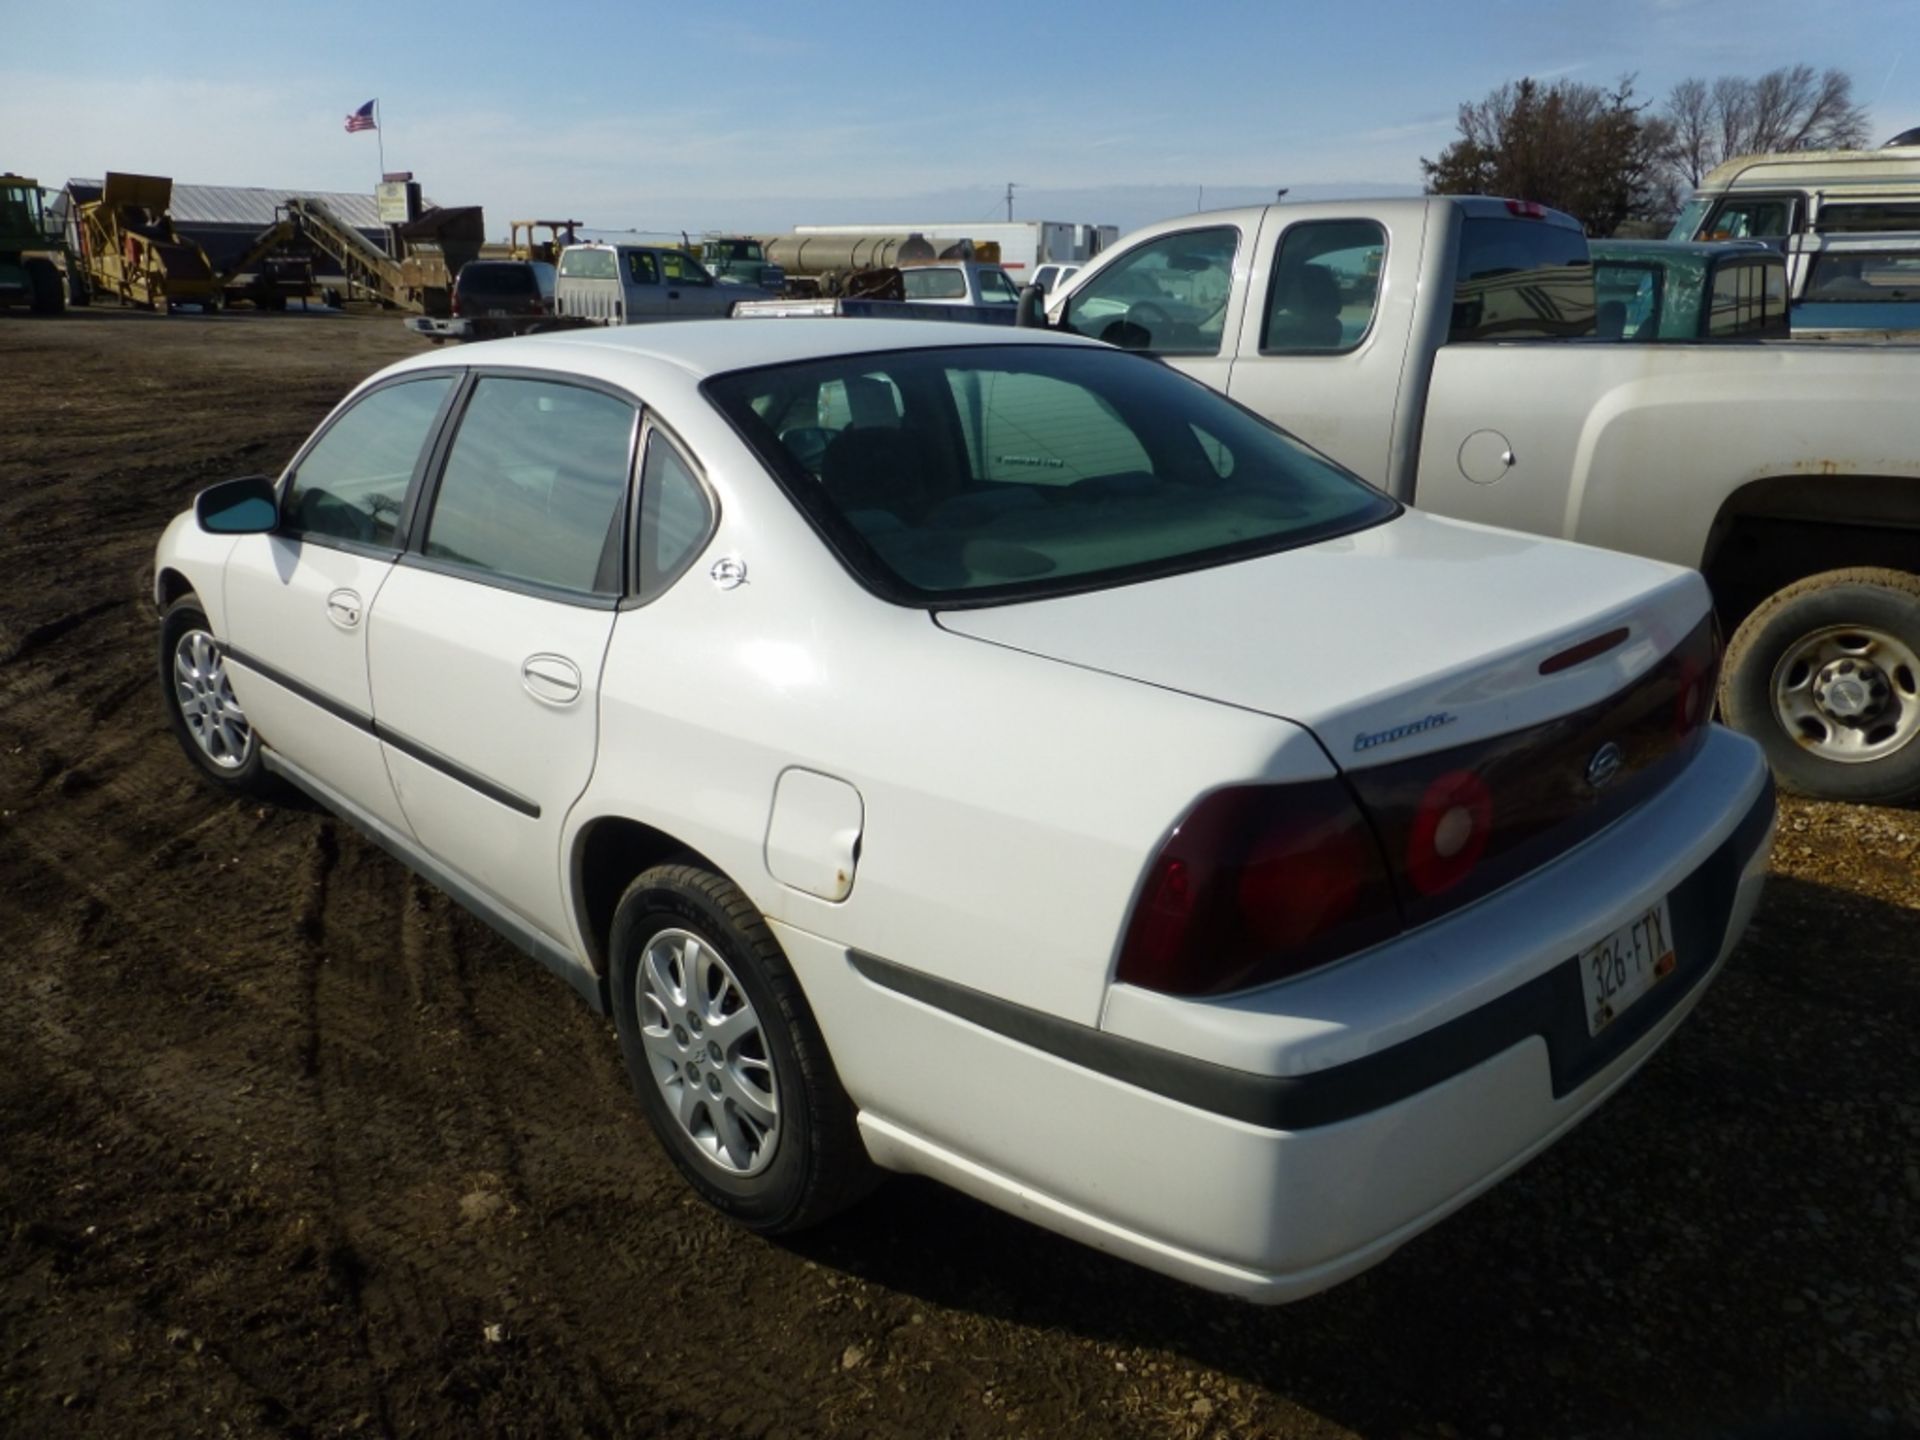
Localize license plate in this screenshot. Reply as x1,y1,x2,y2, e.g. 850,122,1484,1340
487,308,508,317
1579,898,1677,1035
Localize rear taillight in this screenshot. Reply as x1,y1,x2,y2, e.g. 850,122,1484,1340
530,298,546,315
451,290,462,316
1115,780,1399,997
1505,199,1547,219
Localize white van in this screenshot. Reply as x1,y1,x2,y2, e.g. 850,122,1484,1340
551,243,739,324
1670,144,1920,244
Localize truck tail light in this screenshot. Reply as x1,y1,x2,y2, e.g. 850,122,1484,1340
1505,199,1547,219
1115,781,1399,997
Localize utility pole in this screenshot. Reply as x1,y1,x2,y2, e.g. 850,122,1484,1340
1005,181,1020,221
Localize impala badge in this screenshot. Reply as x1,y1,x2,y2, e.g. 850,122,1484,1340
1586,741,1625,791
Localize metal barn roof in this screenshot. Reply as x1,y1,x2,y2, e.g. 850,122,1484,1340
66,179,401,229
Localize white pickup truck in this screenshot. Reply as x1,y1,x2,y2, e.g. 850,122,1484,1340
1027,196,1920,804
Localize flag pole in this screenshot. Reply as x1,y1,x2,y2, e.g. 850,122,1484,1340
376,99,386,180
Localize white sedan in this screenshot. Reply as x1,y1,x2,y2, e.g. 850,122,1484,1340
154,320,1775,1301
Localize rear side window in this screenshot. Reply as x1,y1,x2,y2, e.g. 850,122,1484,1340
635,431,716,603
284,376,453,548
424,378,637,596
1450,217,1595,342
627,250,661,285
1817,201,1920,233
1262,219,1385,353
1804,246,1920,301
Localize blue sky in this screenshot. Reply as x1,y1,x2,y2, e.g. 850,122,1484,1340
4,0,1914,236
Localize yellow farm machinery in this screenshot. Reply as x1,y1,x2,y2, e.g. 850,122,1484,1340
73,172,223,311
0,173,77,314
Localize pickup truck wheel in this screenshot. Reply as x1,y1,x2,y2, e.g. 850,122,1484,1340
608,864,874,1233
159,597,271,795
1720,568,1920,804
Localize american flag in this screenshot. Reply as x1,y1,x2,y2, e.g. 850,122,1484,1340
344,100,377,134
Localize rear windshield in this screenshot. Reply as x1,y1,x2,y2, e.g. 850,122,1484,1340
457,263,537,296
1450,216,1595,341
703,343,1397,606
902,268,966,300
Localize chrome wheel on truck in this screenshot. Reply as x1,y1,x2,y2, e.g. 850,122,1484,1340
1722,567,1920,804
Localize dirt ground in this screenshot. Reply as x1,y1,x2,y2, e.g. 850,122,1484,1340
0,307,1916,1440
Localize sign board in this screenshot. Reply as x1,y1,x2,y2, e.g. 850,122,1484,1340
376,180,420,224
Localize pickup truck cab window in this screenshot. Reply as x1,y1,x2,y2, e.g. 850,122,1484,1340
628,250,661,285
283,375,455,548
422,376,638,597
1449,216,1595,342
1262,220,1385,354
1059,226,1238,355
559,247,617,279
903,267,966,300
1706,259,1788,338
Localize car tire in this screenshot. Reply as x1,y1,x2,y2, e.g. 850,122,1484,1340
1720,567,1920,805
609,863,874,1233
159,596,272,795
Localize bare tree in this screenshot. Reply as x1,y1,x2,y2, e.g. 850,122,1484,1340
1662,66,1871,189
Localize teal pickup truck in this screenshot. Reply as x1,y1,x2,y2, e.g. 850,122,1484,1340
1589,239,1789,340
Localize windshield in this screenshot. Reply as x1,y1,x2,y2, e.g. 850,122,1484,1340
1668,197,1712,242
714,240,764,261
703,343,1398,606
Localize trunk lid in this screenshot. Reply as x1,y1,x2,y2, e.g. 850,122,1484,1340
934,508,1709,765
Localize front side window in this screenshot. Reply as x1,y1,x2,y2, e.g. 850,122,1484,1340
1704,195,1798,240
1449,217,1595,342
424,377,637,596
283,376,454,547
1059,226,1239,355
975,268,1020,303
659,250,712,286
1262,219,1385,353
704,343,1396,605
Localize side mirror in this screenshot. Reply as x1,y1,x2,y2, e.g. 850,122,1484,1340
1015,283,1051,329
195,475,278,534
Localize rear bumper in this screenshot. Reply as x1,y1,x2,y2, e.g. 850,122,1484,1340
775,726,1774,1300
404,315,470,342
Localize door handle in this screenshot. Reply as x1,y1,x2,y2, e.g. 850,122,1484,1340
325,589,363,630
667,290,680,299
522,653,582,705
